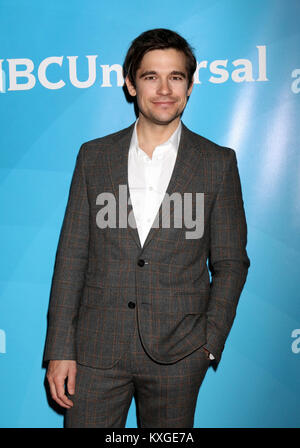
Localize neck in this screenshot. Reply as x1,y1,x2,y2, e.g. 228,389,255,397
136,116,180,158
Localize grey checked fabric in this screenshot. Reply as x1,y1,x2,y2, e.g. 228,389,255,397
64,319,211,428
44,122,250,369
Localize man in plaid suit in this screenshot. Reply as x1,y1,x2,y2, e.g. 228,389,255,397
44,28,250,428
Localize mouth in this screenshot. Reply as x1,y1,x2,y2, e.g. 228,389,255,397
152,101,176,107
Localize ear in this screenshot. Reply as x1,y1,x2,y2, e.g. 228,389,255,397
125,76,137,97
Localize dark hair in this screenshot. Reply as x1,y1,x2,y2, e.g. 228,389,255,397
123,28,196,88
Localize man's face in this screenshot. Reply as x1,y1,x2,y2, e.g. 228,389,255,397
125,48,193,126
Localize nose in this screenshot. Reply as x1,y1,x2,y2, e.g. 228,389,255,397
157,77,172,95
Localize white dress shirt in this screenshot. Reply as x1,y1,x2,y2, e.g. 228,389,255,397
128,119,181,247
127,119,215,361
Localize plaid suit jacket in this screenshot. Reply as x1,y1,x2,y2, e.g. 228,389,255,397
43,122,250,368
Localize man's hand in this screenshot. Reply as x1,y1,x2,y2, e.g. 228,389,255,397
46,360,77,409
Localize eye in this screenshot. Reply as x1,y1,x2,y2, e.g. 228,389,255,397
144,75,156,80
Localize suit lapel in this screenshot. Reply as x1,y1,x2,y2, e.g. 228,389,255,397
106,122,204,252
141,123,203,250
106,123,141,249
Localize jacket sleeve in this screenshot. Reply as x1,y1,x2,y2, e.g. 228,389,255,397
43,144,90,361
204,149,250,363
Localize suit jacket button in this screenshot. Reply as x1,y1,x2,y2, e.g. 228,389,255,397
128,301,135,309
137,259,145,267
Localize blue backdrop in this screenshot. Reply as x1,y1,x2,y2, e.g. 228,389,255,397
0,0,299,428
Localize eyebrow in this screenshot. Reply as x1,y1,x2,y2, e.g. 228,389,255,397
139,70,187,79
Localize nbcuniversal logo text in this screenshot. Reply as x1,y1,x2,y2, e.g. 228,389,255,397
0,45,268,93
0,329,6,354
291,329,300,354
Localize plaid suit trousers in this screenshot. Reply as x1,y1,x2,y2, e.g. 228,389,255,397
64,316,211,428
